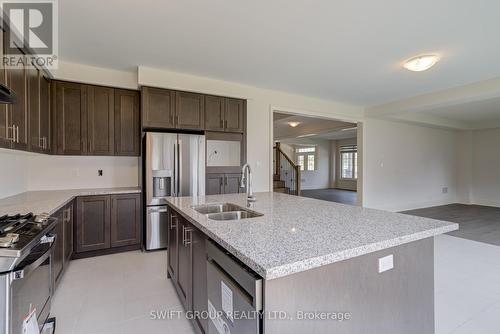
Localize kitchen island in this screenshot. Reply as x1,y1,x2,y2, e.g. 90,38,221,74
166,192,458,334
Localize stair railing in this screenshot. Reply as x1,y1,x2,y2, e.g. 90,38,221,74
273,143,301,196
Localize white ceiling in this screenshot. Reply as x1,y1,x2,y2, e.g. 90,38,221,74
422,96,500,124
59,0,500,107
273,112,355,140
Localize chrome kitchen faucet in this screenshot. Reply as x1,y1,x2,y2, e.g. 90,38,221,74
241,163,256,203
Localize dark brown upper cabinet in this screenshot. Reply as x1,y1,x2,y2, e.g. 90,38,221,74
205,96,245,133
0,29,52,154
141,87,175,129
114,89,140,156
224,98,245,133
6,52,28,151
54,81,87,155
175,91,204,130
87,86,114,155
53,81,140,156
0,30,9,149
76,195,111,253
39,75,51,153
204,95,225,131
110,193,141,248
28,67,41,152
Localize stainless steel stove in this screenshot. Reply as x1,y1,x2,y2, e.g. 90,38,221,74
0,212,57,334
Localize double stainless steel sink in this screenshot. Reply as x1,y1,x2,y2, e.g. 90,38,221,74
192,203,263,221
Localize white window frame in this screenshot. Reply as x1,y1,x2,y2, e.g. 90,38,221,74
340,145,357,180
295,146,317,171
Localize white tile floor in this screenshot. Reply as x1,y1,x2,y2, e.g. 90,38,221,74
52,235,500,334
435,235,500,334
51,250,194,334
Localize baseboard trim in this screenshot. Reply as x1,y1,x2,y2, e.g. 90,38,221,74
72,244,141,259
469,198,500,208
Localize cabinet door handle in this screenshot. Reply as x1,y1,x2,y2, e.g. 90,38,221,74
184,229,193,246
220,119,224,128
170,215,177,229
44,137,47,150
15,125,19,143
225,175,228,186
7,126,15,141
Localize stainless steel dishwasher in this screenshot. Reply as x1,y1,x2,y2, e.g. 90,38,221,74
206,240,263,334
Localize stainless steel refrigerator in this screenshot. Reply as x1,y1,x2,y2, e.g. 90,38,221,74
144,132,205,250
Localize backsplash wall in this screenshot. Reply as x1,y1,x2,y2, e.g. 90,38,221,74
0,149,30,198
0,149,140,199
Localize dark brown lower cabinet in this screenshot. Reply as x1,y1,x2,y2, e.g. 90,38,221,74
167,208,208,334
167,209,179,282
191,227,208,333
75,193,141,258
76,195,111,253
49,193,140,295
51,200,74,288
176,218,191,309
63,202,74,265
111,193,141,247
206,173,244,195
52,210,64,285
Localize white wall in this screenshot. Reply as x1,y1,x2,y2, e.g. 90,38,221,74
0,148,139,198
27,155,139,191
0,149,30,198
468,128,500,206
363,118,460,211
52,61,138,89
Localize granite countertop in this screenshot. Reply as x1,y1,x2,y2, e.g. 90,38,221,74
0,187,141,216
167,192,458,280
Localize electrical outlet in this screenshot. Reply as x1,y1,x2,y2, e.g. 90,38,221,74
442,187,448,194
98,170,103,176
378,255,394,273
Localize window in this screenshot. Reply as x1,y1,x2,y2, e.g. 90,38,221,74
340,145,357,179
295,146,316,171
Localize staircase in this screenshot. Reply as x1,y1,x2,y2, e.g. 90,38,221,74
273,174,289,193
273,143,301,195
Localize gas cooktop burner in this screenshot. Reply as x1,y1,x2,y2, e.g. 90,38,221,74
0,213,33,235
0,212,51,250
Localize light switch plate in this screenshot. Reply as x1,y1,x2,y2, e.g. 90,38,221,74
378,254,394,273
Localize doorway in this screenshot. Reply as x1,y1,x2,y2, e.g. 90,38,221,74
271,110,362,206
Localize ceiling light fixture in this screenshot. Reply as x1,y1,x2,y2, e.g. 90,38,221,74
288,121,300,128
297,133,316,138
403,55,440,72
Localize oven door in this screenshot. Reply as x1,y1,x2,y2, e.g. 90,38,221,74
9,235,55,334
